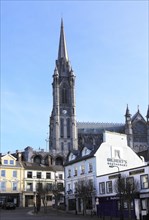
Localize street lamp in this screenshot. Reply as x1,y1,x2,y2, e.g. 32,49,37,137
109,165,123,220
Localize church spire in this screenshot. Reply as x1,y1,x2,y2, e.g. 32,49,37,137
58,18,69,61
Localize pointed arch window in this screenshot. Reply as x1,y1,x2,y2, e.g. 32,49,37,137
60,118,64,138
67,118,70,138
62,87,68,104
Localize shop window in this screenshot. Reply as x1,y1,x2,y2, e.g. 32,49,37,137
140,174,149,189
141,199,147,210
99,182,105,194
106,181,112,193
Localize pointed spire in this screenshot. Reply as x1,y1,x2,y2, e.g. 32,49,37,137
58,18,69,61
125,104,131,117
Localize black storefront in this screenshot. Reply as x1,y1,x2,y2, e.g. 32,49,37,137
97,196,136,219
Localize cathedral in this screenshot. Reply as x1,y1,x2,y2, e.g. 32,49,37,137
48,19,149,165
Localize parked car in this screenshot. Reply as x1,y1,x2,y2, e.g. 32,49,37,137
2,202,16,210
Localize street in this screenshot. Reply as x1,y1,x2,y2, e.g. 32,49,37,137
0,207,134,220
0,207,101,220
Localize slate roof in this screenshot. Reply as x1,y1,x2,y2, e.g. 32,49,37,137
64,144,100,166
77,122,125,134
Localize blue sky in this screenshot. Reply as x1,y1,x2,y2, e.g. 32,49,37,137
1,0,148,154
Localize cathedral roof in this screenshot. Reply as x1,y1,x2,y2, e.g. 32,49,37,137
77,122,125,133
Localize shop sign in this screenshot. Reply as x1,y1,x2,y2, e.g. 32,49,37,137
107,158,127,167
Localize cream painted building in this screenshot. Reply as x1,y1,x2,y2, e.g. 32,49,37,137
0,153,24,206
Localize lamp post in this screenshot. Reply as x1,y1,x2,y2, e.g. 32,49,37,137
109,165,123,220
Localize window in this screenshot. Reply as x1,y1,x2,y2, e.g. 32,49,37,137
0,182,6,191
141,174,149,189
26,183,33,191
36,182,42,191
67,118,70,138
74,182,78,193
68,183,71,191
60,119,64,138
1,170,5,177
99,182,105,194
81,164,85,175
13,171,17,178
12,182,17,191
46,172,51,179
106,181,112,193
27,171,32,178
68,169,71,178
88,179,93,188
74,167,77,176
88,163,93,173
46,183,52,191
10,160,14,165
37,172,41,179
59,174,63,180
141,199,147,210
126,177,134,191
4,160,8,165
62,87,68,104
57,182,63,191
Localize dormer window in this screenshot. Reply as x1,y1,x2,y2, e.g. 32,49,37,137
4,160,8,165
10,160,14,165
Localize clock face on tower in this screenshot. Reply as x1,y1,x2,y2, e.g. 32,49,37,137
62,109,67,115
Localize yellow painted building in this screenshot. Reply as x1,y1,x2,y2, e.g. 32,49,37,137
0,153,24,206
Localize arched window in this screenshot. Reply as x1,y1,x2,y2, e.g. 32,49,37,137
55,157,63,165
62,87,68,104
67,118,70,138
60,118,64,137
33,156,41,165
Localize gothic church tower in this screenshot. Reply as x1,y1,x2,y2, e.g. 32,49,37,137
49,20,78,162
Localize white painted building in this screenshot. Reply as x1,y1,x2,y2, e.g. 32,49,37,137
22,162,64,207
64,131,146,214
96,164,149,219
